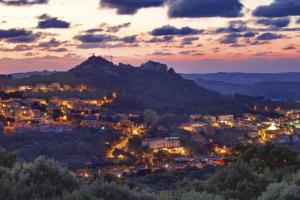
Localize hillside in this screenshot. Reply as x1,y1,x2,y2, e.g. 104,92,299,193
68,56,247,114
3,56,286,115
182,73,300,101
182,73,300,85
12,70,56,79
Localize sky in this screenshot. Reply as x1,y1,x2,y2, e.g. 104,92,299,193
0,0,300,74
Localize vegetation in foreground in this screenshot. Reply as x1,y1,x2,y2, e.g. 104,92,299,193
1,143,300,200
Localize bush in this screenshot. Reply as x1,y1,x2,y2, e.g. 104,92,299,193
65,178,157,200
181,191,224,200
0,148,17,168
259,182,300,200
3,157,80,200
204,163,269,200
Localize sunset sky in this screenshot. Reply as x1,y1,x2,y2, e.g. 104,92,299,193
0,0,300,74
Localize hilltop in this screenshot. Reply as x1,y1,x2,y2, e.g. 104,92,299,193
67,56,248,114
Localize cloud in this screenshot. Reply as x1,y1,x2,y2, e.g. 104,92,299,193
47,47,68,52
243,32,257,37
151,52,174,56
85,28,103,34
146,36,173,43
216,20,247,33
250,40,268,46
100,0,164,15
38,16,70,29
181,37,198,45
253,0,300,18
283,45,296,50
166,0,243,18
0,28,29,38
0,44,33,52
0,0,48,6
179,50,203,56
75,32,138,48
7,33,40,43
151,25,203,36
297,17,300,24
256,32,283,40
121,35,136,43
219,32,256,44
219,33,238,44
75,34,116,43
83,23,131,36
256,17,290,28
38,38,64,48
0,28,40,43
103,22,131,33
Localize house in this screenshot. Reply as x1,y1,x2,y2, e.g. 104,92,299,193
142,137,180,150
243,113,257,121
218,115,234,122
39,123,73,133
80,115,101,129
189,114,202,122
179,122,210,133
203,115,217,123
195,155,225,166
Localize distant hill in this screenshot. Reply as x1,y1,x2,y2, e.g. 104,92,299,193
12,70,56,79
182,73,300,85
182,73,300,101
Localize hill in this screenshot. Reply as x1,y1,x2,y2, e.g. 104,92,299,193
182,72,300,85
182,73,300,101
12,70,56,79
68,56,247,114
2,56,293,114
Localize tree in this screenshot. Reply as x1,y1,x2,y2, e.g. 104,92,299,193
204,163,269,200
144,109,159,126
259,182,300,200
65,178,157,200
159,113,189,129
181,191,225,200
128,136,142,152
6,157,80,200
0,148,17,169
236,143,300,172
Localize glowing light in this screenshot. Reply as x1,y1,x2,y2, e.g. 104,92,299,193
267,122,278,131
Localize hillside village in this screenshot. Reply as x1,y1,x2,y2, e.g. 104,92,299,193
1,80,300,178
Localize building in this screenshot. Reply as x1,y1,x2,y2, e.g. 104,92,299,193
243,113,257,121
195,155,225,166
189,114,203,122
142,137,180,150
179,122,210,133
218,115,234,122
203,115,217,123
80,115,101,129
39,123,73,133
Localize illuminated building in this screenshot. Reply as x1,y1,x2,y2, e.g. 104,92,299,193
142,137,180,150
179,122,210,133
218,115,234,122
203,115,217,123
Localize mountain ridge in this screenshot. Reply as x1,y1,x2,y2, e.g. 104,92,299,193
181,73,300,101
0,56,282,115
